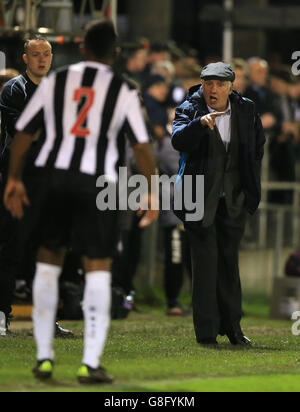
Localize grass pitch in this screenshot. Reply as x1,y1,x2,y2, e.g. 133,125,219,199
0,299,300,392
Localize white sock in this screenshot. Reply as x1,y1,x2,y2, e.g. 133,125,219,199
82,271,111,369
32,263,62,361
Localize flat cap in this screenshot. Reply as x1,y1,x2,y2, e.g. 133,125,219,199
201,62,236,82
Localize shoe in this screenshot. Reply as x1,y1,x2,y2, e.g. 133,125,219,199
227,330,252,346
166,306,185,317
32,360,54,380
55,322,74,338
166,303,192,317
198,338,218,346
77,365,114,385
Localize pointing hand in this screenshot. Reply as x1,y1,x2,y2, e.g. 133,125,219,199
201,111,227,131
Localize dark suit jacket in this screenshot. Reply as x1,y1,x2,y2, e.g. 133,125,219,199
172,86,266,223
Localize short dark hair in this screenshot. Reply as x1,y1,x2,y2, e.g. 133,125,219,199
24,35,52,54
84,19,118,59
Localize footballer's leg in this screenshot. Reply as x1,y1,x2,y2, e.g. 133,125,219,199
77,257,113,385
32,247,65,380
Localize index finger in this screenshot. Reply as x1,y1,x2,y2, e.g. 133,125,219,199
210,111,227,118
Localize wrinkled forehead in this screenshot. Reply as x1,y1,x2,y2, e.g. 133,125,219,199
26,40,52,54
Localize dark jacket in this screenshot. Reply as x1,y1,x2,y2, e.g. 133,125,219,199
172,85,266,222
0,73,43,178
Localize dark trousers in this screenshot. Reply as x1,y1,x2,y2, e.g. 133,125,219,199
0,164,17,316
185,199,247,342
0,171,40,316
269,137,296,204
163,226,192,308
0,201,17,316
111,213,143,295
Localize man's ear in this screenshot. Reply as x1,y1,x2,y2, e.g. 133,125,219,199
229,82,233,94
23,53,28,65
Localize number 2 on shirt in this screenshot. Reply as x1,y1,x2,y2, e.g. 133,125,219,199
71,88,95,137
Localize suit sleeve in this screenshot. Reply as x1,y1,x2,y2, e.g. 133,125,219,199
172,105,207,153
255,114,266,163
253,114,267,185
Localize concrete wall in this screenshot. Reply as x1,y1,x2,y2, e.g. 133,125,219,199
240,248,294,297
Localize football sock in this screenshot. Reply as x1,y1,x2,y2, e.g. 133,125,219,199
32,263,62,361
82,271,111,369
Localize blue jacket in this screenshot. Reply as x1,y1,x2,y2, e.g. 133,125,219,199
172,85,266,221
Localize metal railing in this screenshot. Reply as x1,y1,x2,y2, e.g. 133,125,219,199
258,133,300,250
259,182,300,249
0,0,73,33
0,0,117,36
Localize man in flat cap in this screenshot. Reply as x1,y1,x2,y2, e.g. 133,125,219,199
172,62,266,346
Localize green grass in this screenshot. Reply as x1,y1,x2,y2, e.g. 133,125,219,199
0,300,300,392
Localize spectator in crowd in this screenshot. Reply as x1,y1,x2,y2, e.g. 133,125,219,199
183,48,201,70
151,60,185,107
111,137,147,314
143,74,170,141
147,42,171,66
180,66,203,94
114,43,148,89
231,58,249,95
269,67,298,203
142,42,171,85
156,109,192,316
245,57,282,133
170,46,202,83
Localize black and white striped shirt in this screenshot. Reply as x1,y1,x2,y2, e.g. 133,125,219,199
16,61,149,181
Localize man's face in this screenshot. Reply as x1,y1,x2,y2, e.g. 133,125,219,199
23,40,53,79
202,79,233,111
270,77,288,96
249,62,268,87
233,68,247,94
130,49,148,72
148,82,169,102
